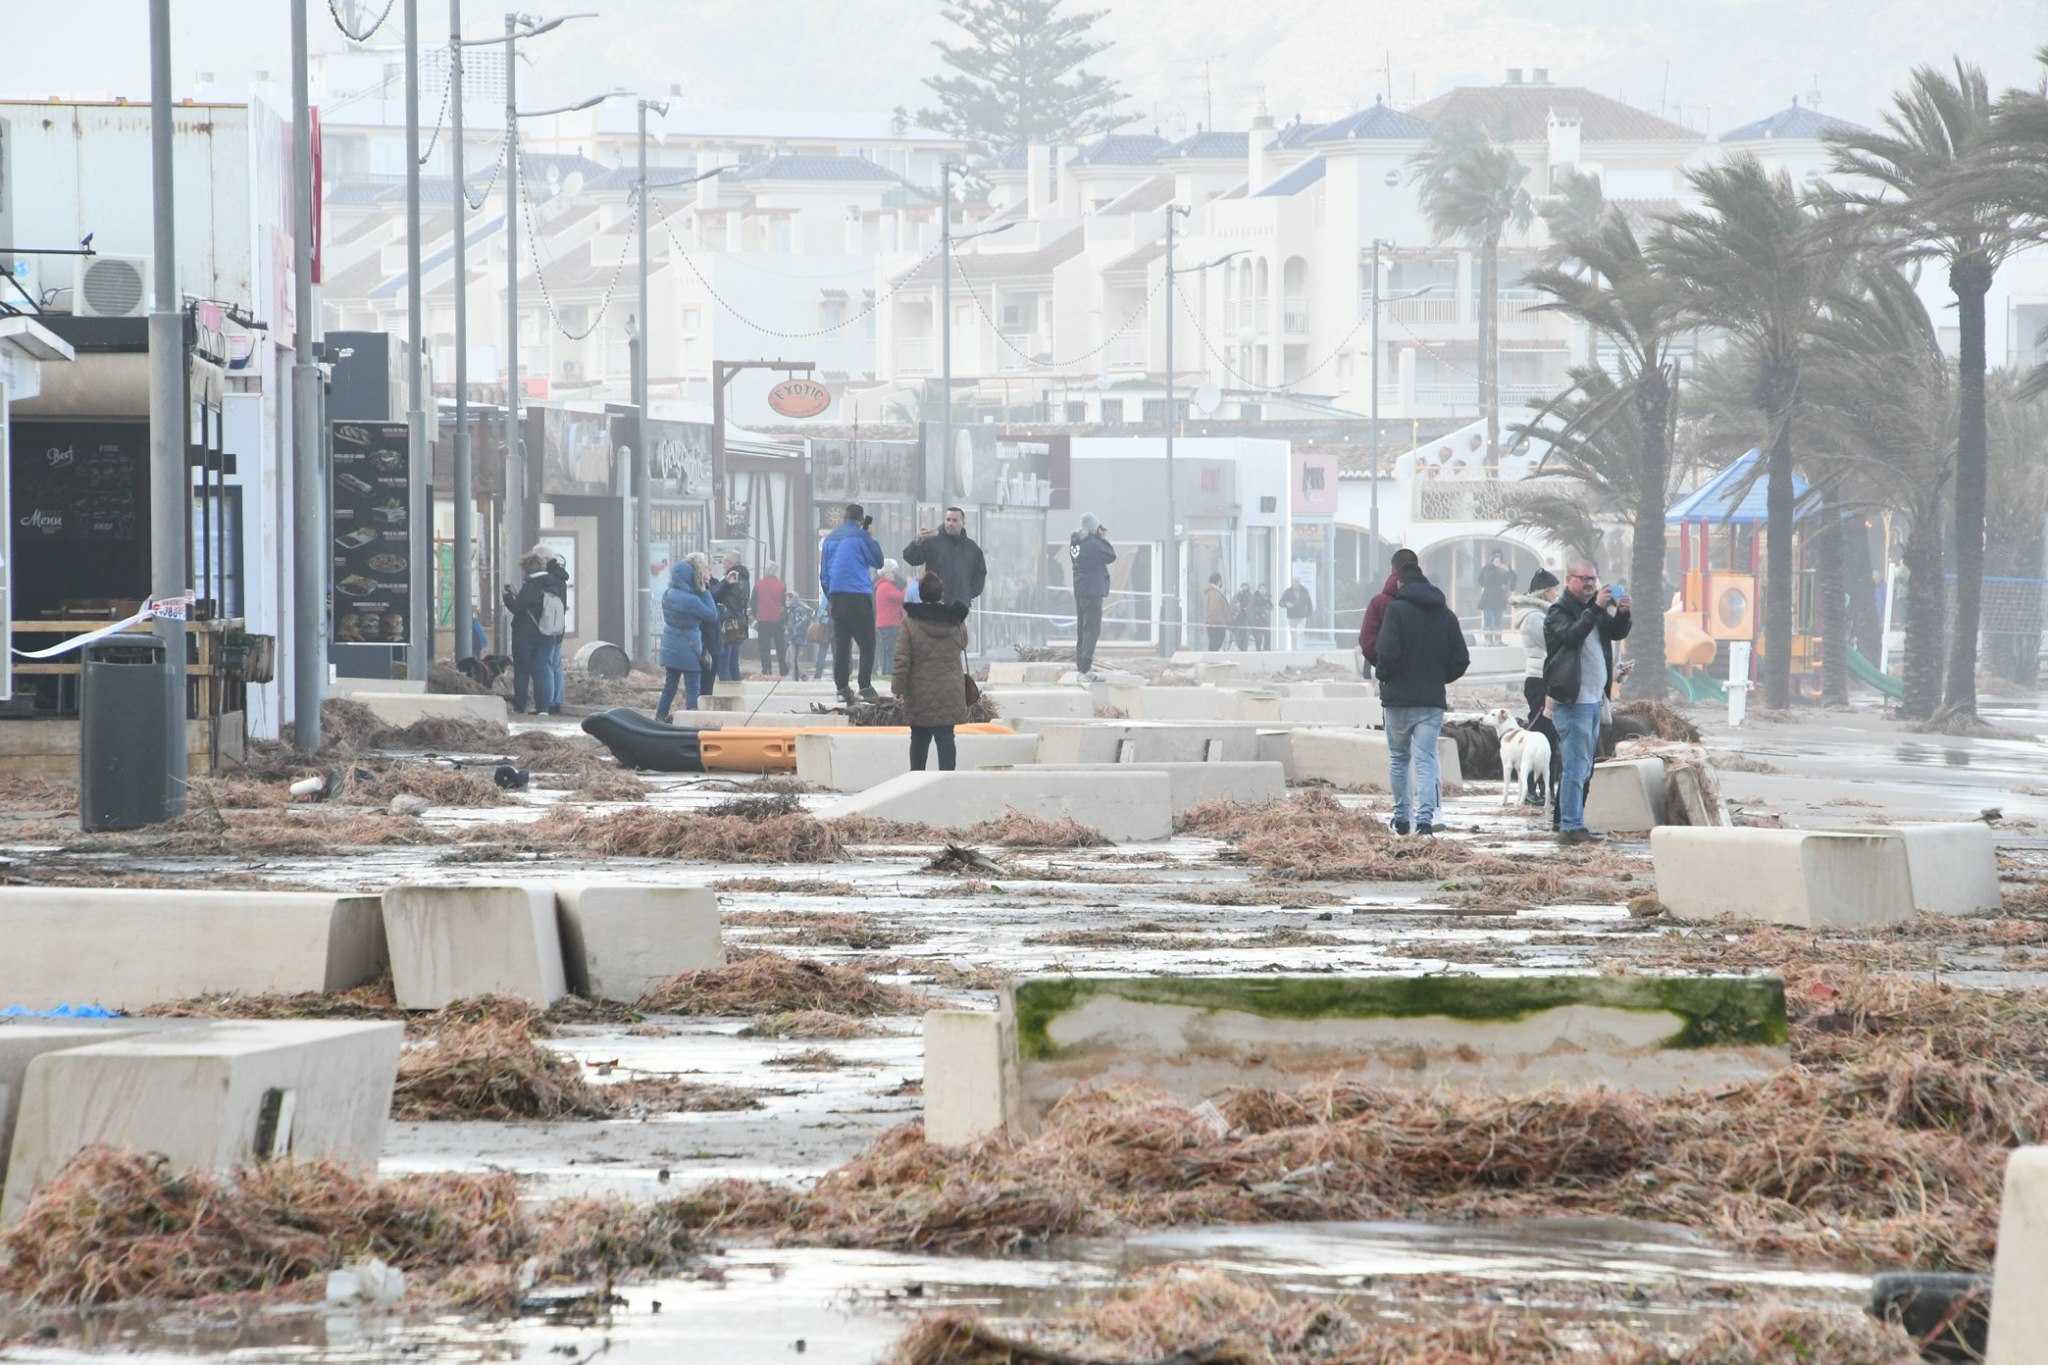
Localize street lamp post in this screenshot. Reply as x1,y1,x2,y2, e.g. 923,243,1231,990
939,161,952,461
1365,242,1440,604
1161,203,1244,656
403,0,430,678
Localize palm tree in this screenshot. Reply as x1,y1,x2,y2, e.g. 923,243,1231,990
1412,121,1534,459
1505,367,1652,563
1654,157,1838,711
1522,207,1689,700
1984,370,2048,686
1540,169,1607,248
1823,59,2030,720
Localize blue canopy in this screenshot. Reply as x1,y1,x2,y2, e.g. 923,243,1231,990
1665,448,1813,526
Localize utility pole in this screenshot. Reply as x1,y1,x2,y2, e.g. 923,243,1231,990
1368,239,1384,583
634,97,666,664
502,11,524,581
1162,205,1180,657
404,0,430,677
147,0,190,791
449,0,474,665
289,0,327,752
939,161,953,465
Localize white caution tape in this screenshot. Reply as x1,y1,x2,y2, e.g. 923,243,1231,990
10,594,196,659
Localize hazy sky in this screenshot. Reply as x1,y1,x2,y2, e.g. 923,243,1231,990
7,1,2043,141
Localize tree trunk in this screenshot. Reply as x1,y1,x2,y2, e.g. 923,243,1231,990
1943,259,1991,717
1622,370,1671,701
1816,483,1850,706
1844,517,1880,662
1761,386,1798,711
1900,513,1943,720
1481,233,1499,458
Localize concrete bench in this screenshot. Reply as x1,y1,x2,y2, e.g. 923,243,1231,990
349,692,508,728
1854,823,2001,916
796,729,1040,792
1236,695,1383,728
1290,729,1465,792
329,677,427,697
986,662,1069,685
926,974,1789,1144
1989,1146,2048,1362
819,769,1174,843
0,889,388,1012
382,885,568,1009
1,1020,403,1224
980,688,1094,720
555,885,723,1004
1584,758,1668,834
1032,720,1270,765
1650,828,1916,926
1103,685,1238,722
989,762,1287,815
0,1022,187,1182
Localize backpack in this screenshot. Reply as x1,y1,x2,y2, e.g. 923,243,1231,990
534,589,567,637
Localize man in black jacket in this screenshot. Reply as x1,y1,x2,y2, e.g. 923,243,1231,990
1068,513,1115,676
1543,558,1633,844
903,506,987,607
1373,561,1470,836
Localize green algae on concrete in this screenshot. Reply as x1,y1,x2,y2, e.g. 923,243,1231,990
1010,975,1787,1061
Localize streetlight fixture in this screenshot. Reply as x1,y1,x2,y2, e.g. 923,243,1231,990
1161,200,1244,655
935,161,1019,465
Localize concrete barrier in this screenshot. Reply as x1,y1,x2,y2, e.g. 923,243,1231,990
796,729,1040,792
1650,828,1916,927
0,1022,179,1182
1988,1145,2048,1363
986,662,1068,685
1290,729,1464,791
1010,762,1287,815
819,769,1174,843
1236,695,1383,728
1465,644,1523,675
349,692,509,729
1170,650,1354,676
1,1020,404,1223
1033,720,1268,765
980,688,1095,720
382,884,568,1009
922,1010,1021,1146
0,889,388,1012
1865,823,2001,916
1193,661,1242,686
1104,685,1237,722
555,885,723,1004
1584,758,1667,834
329,677,427,697
1283,681,1375,700
926,975,1789,1143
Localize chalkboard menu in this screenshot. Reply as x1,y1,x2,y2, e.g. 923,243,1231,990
330,420,411,645
8,420,150,617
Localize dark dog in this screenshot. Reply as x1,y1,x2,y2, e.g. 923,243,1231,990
457,654,512,688
1441,718,1502,781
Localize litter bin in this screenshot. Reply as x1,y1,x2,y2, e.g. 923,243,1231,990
79,639,182,831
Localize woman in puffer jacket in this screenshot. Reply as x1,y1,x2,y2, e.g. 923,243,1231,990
656,553,719,721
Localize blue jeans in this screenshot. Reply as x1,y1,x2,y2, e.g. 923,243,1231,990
543,634,565,712
511,638,551,713
876,625,901,677
719,640,743,681
1554,700,1602,832
1383,706,1444,828
656,667,701,718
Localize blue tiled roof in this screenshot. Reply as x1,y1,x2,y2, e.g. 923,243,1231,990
1254,153,1326,197
1069,133,1169,166
1310,101,1433,144
728,155,903,183
508,152,610,185
367,212,508,301
1268,119,1328,150
1665,448,1814,525
1720,104,1868,143
1162,130,1250,160
980,144,1029,172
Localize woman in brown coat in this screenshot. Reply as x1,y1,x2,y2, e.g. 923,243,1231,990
892,569,971,771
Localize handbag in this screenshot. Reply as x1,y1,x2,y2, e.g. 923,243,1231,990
722,615,748,646
806,619,830,644
963,672,980,706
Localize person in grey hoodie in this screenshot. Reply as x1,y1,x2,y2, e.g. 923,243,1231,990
1068,513,1116,676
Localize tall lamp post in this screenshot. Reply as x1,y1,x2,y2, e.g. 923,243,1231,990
1161,202,1243,656
1365,240,1440,594
403,0,430,679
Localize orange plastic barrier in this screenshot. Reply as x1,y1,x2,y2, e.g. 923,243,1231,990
698,723,1015,773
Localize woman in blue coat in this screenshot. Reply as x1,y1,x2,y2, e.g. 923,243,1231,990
657,553,719,721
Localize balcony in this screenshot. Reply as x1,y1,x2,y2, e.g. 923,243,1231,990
1498,290,1550,322
1411,381,1481,412
897,336,933,374
998,332,1042,372
1412,477,1550,523
1282,296,1309,335
1380,293,1461,325
1107,332,1148,371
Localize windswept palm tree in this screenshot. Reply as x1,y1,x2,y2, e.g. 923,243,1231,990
1655,158,1838,711
1504,367,1649,564
1823,59,2031,719
1539,169,1607,248
1522,207,1689,700
1412,122,1534,460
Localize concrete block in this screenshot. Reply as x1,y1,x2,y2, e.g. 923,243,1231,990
555,885,723,1004
1289,729,1464,791
1105,685,1235,722
329,677,426,697
986,662,1067,685
0,889,388,1012
1882,824,2001,916
1018,762,1287,815
818,770,1174,843
1033,721,1268,765
1256,729,1296,781
1988,1145,2048,1363
349,691,508,729
1238,696,1382,728
796,729,1040,792
1584,758,1668,835
1465,644,1523,675
970,975,1787,1136
922,1010,1019,1146
1650,828,1915,927
1193,661,1242,686
0,1022,182,1181
981,688,1094,720
1284,681,1375,700
381,884,568,1009
1,1020,404,1223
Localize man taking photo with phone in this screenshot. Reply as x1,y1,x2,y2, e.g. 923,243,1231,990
903,506,987,608
1542,559,1632,845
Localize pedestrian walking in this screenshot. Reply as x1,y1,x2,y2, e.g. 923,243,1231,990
783,592,814,681
1543,559,1633,845
501,554,561,716
892,568,972,772
713,551,751,682
535,546,570,714
1358,548,1418,674
655,554,718,721
1372,559,1470,836
902,506,987,607
1202,573,1233,651
1279,576,1314,651
1069,513,1115,677
821,503,885,704
874,560,906,676
753,562,787,676
1477,550,1515,644
1251,584,1274,650
1512,569,1565,826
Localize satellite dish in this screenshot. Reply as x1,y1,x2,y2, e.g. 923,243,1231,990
1191,381,1222,415
558,171,585,201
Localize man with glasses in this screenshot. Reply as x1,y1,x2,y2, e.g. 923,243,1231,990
1542,559,1632,844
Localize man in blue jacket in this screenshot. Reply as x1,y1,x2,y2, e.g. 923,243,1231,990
819,502,886,704
1068,513,1116,677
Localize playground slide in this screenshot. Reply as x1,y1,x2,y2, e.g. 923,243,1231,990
1668,668,1729,705
1847,648,1906,700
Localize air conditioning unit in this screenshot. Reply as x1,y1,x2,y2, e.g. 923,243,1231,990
74,254,151,318
559,358,582,379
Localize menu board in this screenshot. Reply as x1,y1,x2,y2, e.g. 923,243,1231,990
330,420,411,645
8,420,150,617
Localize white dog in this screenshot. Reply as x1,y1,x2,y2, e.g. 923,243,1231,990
1485,705,1552,807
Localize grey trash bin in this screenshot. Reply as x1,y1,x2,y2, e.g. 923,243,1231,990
79,639,181,831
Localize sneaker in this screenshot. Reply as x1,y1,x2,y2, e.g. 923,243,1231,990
1415,822,1435,837
839,688,857,705
859,686,883,703
1391,819,1411,836
1557,828,1607,846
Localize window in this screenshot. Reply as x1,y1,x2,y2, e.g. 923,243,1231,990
681,307,701,332
1000,301,1026,330
819,301,845,329
1101,398,1124,424
1141,398,1190,423
1240,402,1263,421
1065,400,1087,423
